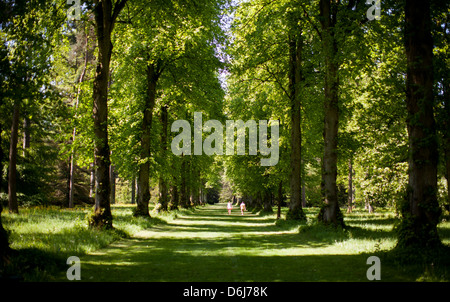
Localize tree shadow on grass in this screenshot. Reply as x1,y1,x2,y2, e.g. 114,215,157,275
77,233,449,282
75,223,402,281
1,248,67,281
57,204,450,282
77,235,415,282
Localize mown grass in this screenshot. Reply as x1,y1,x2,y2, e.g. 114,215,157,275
272,207,450,281
1,205,179,281
2,204,449,281
78,205,450,282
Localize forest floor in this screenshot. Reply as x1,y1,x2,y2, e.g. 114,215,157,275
54,203,449,282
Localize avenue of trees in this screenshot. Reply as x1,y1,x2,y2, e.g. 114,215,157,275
1,0,449,263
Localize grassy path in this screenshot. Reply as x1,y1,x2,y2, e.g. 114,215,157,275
76,203,423,282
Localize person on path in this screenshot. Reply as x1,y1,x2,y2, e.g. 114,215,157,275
227,202,233,215
240,201,246,215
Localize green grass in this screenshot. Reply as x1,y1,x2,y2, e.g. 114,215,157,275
1,205,170,280
2,203,450,281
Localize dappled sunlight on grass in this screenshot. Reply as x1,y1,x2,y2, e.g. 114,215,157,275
3,203,449,281
76,203,446,282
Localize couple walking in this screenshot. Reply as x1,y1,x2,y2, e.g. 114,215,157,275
227,201,246,215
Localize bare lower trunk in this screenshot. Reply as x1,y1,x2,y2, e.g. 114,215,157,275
254,191,262,212
277,181,282,219
136,148,151,216
158,105,168,211
398,0,441,248
446,146,450,209
262,191,273,213
68,153,76,208
180,156,187,208
89,162,95,199
302,183,306,208
8,103,19,214
131,177,136,204
347,158,353,213
170,182,179,210
22,116,30,157
110,164,116,204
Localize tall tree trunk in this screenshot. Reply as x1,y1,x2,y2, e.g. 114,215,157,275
302,183,306,208
170,181,179,211
22,115,30,157
287,15,306,221
442,74,450,212
445,117,450,211
68,153,76,208
110,164,116,204
69,34,89,209
158,178,168,211
89,162,95,199
131,177,136,204
135,175,140,204
254,191,263,212
158,105,168,211
347,157,353,213
398,0,441,248
90,0,127,228
445,143,450,211
263,190,273,213
186,157,192,207
318,0,343,227
135,63,160,217
8,103,19,214
180,155,188,208
277,181,282,219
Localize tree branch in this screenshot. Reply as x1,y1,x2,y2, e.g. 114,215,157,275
299,3,322,40
111,0,128,25
263,65,290,100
